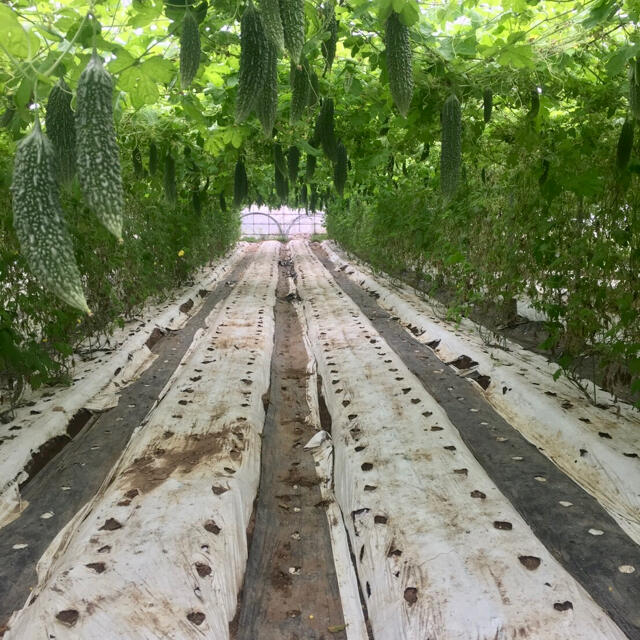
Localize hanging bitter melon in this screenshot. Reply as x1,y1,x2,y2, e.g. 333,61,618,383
616,119,634,170
11,119,90,313
316,97,337,162
180,9,201,87
236,2,268,123
629,57,640,121
260,0,285,53
440,93,462,198
75,52,124,240
287,145,300,183
483,88,493,123
290,58,311,123
279,0,305,64
234,159,249,206
321,2,337,73
255,40,279,136
385,11,413,118
45,78,76,187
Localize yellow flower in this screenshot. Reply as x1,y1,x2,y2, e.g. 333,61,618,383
178,249,185,257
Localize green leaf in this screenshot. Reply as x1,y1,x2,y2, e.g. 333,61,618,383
399,1,420,26
140,56,174,83
0,6,38,58
497,44,534,69
119,66,159,109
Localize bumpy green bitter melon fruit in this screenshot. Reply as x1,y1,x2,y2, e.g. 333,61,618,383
260,0,285,53
616,119,634,170
629,57,640,121
385,11,413,118
45,78,76,187
440,93,462,198
236,3,268,123
279,0,305,64
255,40,279,136
287,145,300,183
483,88,493,123
290,58,310,123
321,2,337,73
234,159,248,206
75,52,124,240
164,153,177,204
11,119,90,313
180,9,201,87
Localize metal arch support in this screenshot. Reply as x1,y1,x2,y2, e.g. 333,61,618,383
240,211,284,236
284,212,325,235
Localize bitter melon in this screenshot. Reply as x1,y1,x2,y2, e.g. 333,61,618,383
440,93,462,198
180,9,201,87
483,88,493,123
236,2,268,123
290,58,310,123
11,119,90,313
630,57,640,121
45,78,76,187
234,159,248,206
333,139,347,196
220,192,227,212
260,0,285,53
321,2,337,73
75,52,124,240
279,0,305,64
287,145,300,183
385,11,413,118
317,97,337,162
616,119,634,170
255,40,279,136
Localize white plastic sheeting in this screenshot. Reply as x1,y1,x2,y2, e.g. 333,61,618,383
0,244,248,530
292,239,626,640
4,242,280,639
322,241,640,545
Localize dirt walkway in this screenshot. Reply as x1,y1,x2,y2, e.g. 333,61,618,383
234,247,347,640
0,249,254,628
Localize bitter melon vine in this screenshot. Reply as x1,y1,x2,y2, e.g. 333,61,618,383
11,119,90,314
234,159,249,206
287,145,300,183
45,78,76,187
256,40,279,136
290,59,310,123
164,153,177,204
630,57,640,121
260,0,285,53
616,119,634,170
321,2,337,74
236,2,268,123
385,11,413,118
333,139,347,196
180,9,201,88
440,93,462,198
483,88,493,123
279,0,305,64
75,52,124,240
